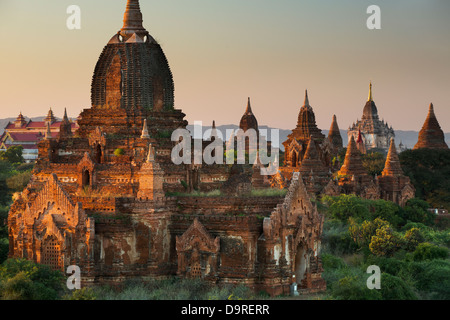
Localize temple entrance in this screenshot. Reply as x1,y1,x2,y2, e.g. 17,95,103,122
41,236,63,270
82,169,90,187
95,144,102,164
294,243,308,286
291,151,298,167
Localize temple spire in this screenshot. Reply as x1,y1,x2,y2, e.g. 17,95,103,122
120,0,147,40
245,97,252,114
45,122,52,140
141,118,150,139
304,90,310,107
382,138,403,176
368,82,373,101
62,108,69,123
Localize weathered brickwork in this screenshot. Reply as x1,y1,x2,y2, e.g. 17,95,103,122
7,0,326,296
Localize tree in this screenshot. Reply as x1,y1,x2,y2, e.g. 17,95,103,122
0,146,24,164
361,151,385,176
402,198,435,226
399,149,450,208
369,225,402,257
0,259,65,300
412,242,449,261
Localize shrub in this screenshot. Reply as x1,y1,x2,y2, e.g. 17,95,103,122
369,225,403,257
401,198,434,226
0,259,65,300
379,273,418,300
63,287,97,300
322,220,358,255
412,243,449,262
331,275,382,300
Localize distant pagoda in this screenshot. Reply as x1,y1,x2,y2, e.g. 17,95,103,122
348,82,394,153
413,103,448,150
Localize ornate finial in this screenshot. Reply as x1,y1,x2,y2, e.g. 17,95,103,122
120,0,147,40
147,143,155,162
368,81,373,102
62,108,69,122
304,90,310,107
45,122,52,140
245,97,252,114
141,118,150,138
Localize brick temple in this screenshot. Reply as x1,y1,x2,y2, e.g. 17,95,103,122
7,0,428,296
7,0,327,295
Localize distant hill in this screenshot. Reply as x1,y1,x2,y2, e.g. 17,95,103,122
1,119,448,151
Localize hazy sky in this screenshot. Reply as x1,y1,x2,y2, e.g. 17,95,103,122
1,0,449,132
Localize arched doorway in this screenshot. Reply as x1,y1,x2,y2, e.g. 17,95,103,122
291,151,298,167
95,144,102,164
41,236,63,271
294,243,308,286
82,169,90,187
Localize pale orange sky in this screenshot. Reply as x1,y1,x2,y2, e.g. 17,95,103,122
0,0,449,132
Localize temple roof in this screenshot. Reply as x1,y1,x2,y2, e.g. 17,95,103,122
338,136,367,177
413,103,448,150
90,0,174,114
362,83,379,120
291,90,325,142
328,114,343,150
382,138,404,176
44,108,56,124
239,97,258,132
300,137,328,175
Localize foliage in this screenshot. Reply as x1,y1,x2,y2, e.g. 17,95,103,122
322,220,358,255
361,152,385,176
401,198,434,226
399,148,450,209
63,287,97,300
91,278,255,300
379,273,418,300
369,225,403,257
249,188,287,197
349,217,390,249
320,194,370,222
0,259,65,300
0,146,24,164
113,148,125,156
412,242,449,262
6,170,32,193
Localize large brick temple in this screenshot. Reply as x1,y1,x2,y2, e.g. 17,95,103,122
7,0,327,295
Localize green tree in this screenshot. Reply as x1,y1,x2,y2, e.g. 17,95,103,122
361,152,385,176
412,242,449,261
0,146,24,165
0,259,65,300
399,148,450,208
401,198,434,226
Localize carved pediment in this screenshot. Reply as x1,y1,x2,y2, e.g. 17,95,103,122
89,126,106,147
176,218,220,253
78,152,95,171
